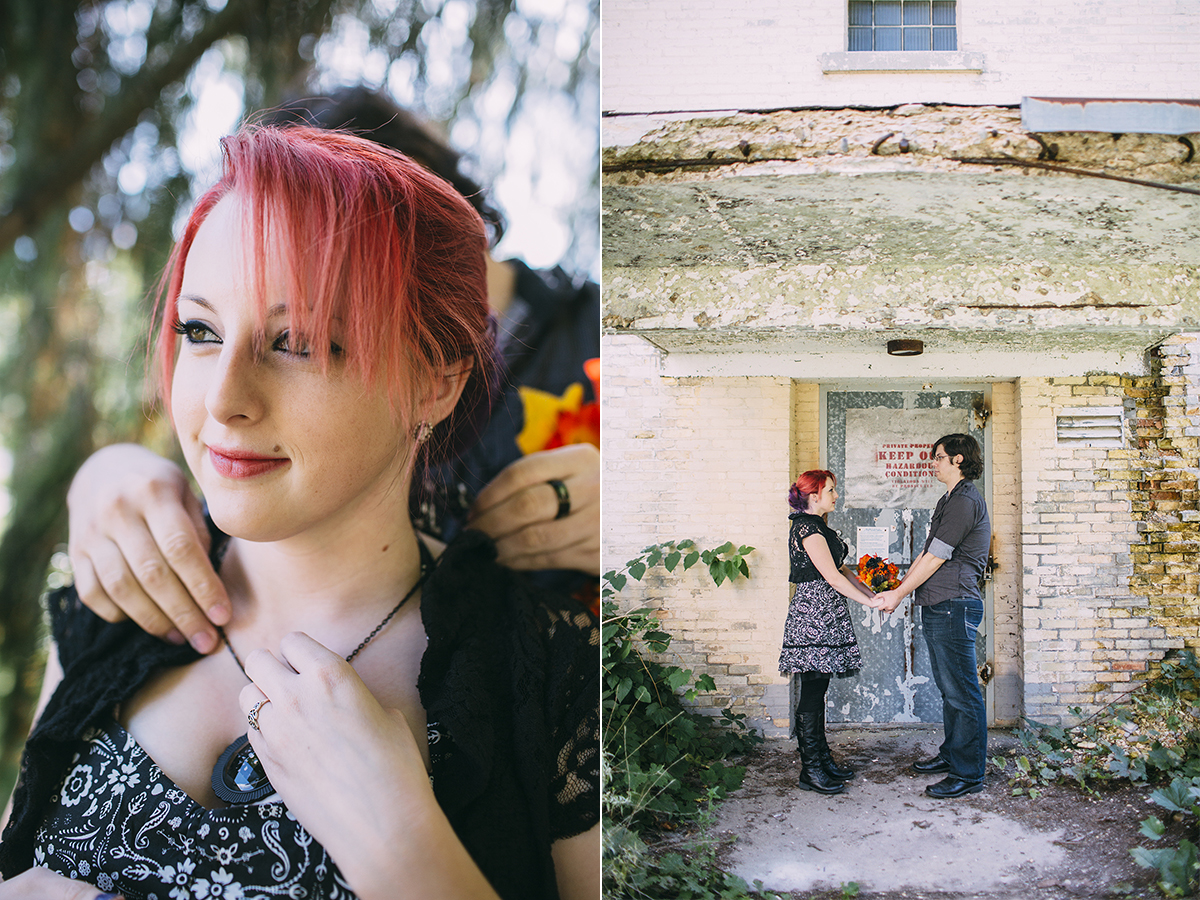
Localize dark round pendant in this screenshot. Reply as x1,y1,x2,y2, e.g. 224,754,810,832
212,734,275,804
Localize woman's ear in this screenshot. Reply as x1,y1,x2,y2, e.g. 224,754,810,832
421,357,473,427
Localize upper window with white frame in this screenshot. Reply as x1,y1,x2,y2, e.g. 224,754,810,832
849,1,957,51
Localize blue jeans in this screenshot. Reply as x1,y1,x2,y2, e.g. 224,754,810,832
921,597,987,782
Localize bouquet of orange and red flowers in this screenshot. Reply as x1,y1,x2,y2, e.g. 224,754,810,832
858,554,900,591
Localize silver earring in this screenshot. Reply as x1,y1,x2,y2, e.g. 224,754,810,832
414,421,434,444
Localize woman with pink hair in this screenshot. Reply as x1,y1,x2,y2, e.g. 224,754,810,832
781,470,878,795
1,126,597,900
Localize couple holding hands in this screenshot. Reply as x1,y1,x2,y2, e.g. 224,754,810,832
781,433,991,800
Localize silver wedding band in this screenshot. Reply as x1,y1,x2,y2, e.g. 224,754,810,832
547,479,570,520
247,699,269,732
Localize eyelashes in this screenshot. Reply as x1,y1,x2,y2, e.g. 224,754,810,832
172,318,218,345
171,319,343,359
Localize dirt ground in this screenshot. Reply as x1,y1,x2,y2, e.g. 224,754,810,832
701,728,1189,900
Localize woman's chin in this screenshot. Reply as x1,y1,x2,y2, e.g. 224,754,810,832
206,501,294,544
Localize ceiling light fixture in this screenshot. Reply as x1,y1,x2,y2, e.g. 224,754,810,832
887,339,924,357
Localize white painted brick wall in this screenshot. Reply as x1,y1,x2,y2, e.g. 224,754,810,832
603,0,1200,112
602,334,793,729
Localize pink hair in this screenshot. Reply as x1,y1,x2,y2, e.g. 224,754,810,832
153,125,496,463
789,470,836,512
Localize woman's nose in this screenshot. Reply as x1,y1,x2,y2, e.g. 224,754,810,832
205,344,265,423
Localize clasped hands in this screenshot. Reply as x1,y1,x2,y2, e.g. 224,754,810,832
861,588,905,614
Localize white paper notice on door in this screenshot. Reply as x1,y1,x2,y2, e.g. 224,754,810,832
842,407,966,509
855,526,891,560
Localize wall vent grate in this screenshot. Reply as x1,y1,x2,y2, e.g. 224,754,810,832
1056,406,1124,446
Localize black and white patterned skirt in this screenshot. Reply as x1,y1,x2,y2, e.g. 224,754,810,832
778,579,862,678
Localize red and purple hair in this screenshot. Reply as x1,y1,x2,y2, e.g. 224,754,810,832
154,125,497,465
788,469,836,512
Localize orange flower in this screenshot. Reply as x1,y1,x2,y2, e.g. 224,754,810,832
857,554,900,591
516,358,601,454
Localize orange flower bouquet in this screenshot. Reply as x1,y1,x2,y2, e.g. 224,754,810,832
858,554,900,591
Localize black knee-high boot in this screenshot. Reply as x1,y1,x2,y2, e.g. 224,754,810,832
815,705,856,781
796,711,846,794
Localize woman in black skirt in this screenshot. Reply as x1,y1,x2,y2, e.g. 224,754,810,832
779,469,879,795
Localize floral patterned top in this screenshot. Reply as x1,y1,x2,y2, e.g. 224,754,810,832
33,718,453,900
34,719,356,899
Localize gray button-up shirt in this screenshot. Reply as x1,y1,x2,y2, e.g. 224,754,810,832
914,479,991,606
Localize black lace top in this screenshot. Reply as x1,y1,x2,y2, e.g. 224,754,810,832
1,530,599,900
788,513,847,584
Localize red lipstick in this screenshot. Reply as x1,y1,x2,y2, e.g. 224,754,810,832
207,446,289,479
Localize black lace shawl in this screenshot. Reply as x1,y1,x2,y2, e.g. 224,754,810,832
0,529,599,899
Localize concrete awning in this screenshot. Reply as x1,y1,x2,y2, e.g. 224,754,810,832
603,167,1200,376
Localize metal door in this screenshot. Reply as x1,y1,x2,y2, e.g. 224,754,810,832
803,385,991,724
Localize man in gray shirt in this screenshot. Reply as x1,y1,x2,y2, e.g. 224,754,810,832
874,433,991,798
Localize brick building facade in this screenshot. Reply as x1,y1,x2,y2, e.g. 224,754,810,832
602,3,1200,731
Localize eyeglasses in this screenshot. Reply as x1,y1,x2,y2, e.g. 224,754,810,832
933,454,949,462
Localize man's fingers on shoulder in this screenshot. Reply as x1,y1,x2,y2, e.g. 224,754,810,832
73,562,129,624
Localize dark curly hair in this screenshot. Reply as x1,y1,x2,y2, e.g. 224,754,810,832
933,433,983,481
260,86,506,247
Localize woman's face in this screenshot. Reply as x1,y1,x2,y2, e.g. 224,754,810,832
170,193,412,544
812,478,837,515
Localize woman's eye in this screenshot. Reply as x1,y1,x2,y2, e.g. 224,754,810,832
172,319,219,344
273,331,312,357
273,331,344,358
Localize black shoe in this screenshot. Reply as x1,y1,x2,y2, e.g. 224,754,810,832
911,755,950,774
798,769,847,794
925,775,984,798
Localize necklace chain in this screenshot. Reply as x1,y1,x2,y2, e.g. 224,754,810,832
220,542,433,678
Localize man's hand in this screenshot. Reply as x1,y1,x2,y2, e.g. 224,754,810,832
873,590,905,613
67,444,229,653
468,444,600,576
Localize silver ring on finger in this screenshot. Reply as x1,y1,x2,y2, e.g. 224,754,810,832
247,698,270,732
547,478,570,520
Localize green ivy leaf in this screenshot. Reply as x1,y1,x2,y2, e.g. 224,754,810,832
644,630,672,652
1151,779,1196,814
629,561,647,581
664,551,681,571
683,551,700,570
616,677,632,701
1141,815,1167,839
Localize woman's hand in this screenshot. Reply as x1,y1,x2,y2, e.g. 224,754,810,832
67,444,230,654
873,589,905,613
239,634,500,900
468,443,599,576
0,866,121,898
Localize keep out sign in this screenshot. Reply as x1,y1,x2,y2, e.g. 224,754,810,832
842,407,965,509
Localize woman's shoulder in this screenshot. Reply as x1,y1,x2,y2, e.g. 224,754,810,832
790,512,826,533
